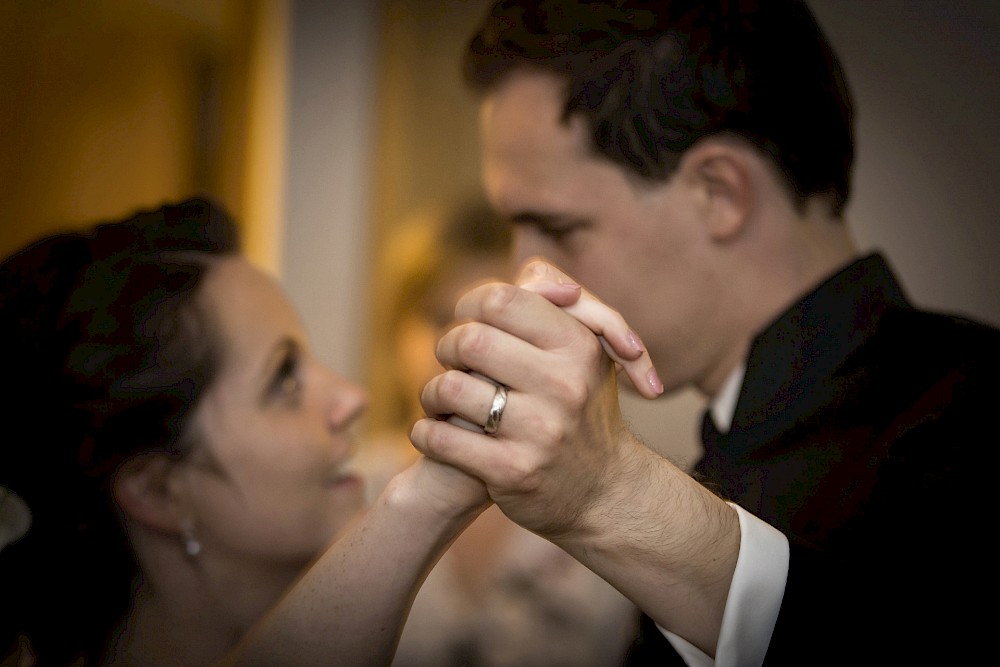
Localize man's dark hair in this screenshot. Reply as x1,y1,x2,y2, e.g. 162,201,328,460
466,0,854,214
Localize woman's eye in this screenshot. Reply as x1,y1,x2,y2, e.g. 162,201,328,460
272,354,303,400
278,374,302,396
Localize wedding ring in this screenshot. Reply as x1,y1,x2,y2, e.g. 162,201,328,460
483,383,508,436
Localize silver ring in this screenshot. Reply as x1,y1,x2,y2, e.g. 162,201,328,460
483,384,508,436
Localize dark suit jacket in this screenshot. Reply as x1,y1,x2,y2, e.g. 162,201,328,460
626,254,998,665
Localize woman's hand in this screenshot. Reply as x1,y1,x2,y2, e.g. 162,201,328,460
514,259,663,399
389,455,491,525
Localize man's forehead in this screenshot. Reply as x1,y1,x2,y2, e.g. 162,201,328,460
480,70,588,151
483,68,565,114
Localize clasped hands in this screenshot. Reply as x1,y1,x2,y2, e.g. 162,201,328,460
408,258,740,656
409,258,663,539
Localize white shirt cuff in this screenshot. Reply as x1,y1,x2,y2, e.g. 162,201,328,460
659,503,788,667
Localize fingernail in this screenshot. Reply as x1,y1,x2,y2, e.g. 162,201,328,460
552,281,580,296
627,329,645,354
647,367,664,395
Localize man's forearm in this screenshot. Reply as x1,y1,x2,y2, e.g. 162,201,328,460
555,440,742,658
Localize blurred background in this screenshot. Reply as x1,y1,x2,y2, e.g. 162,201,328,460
2,0,998,465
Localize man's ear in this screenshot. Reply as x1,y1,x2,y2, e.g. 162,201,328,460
681,140,755,242
113,453,185,535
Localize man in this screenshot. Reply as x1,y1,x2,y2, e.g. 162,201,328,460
412,1,997,665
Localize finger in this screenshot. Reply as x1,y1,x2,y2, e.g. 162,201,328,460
435,316,597,398
410,416,540,493
446,372,502,434
405,455,491,514
515,258,644,359
563,298,662,399
452,282,596,359
423,369,518,437
517,276,663,399
514,256,573,286
516,279,582,308
520,280,641,360
447,414,486,433
411,417,506,487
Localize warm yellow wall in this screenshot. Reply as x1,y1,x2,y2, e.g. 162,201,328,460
367,0,492,242
0,0,283,270
237,0,290,277
364,0,493,429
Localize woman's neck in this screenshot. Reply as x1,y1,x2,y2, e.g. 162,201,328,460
105,580,239,667
105,542,307,666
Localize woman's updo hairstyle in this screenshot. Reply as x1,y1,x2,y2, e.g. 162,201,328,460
0,197,240,664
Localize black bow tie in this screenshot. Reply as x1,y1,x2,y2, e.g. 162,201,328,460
695,409,732,499
701,409,724,450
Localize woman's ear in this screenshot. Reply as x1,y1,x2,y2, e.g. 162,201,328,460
113,453,184,535
681,140,755,242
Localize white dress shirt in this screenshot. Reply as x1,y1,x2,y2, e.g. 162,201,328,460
660,364,789,667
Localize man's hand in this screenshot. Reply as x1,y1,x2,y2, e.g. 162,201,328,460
410,277,636,540
514,258,664,399
409,260,740,657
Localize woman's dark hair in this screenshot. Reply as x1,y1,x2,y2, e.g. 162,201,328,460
466,0,855,214
0,197,240,665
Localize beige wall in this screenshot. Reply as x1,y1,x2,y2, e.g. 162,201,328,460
368,0,490,243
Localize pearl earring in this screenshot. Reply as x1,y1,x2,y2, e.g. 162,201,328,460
181,521,201,557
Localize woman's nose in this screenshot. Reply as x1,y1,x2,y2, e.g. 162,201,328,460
325,373,369,430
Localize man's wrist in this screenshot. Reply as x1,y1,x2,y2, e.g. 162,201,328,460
557,439,741,655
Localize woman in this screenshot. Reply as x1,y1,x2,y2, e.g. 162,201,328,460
0,198,489,666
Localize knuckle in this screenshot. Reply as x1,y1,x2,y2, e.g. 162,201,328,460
530,410,563,444
454,322,494,362
583,327,605,358
437,369,471,405
567,325,604,364
480,282,521,320
433,335,449,366
408,421,425,450
411,419,452,462
521,409,570,461
504,453,543,493
518,258,548,282
552,374,590,412
418,379,438,414
423,422,449,458
418,419,459,462
435,327,460,366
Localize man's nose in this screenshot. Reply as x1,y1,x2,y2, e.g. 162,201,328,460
512,227,543,264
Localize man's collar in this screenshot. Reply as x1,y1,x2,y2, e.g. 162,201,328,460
730,253,909,434
710,364,746,434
